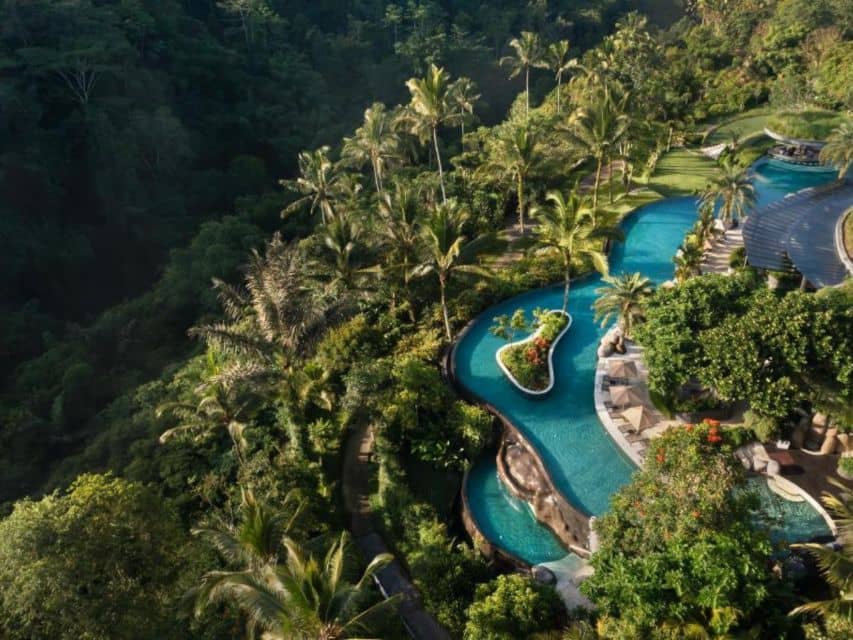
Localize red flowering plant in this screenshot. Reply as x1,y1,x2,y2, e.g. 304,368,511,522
583,421,772,637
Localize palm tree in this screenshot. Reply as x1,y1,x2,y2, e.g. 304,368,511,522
693,200,718,248
281,147,341,224
700,160,757,228
500,31,543,118
341,103,401,197
564,86,630,207
194,488,303,573
319,211,364,292
411,200,496,340
189,234,338,389
157,376,250,464
790,480,853,621
378,180,422,309
540,39,575,114
820,122,853,180
593,273,654,337
449,77,480,146
194,531,396,640
481,122,542,232
673,237,703,283
531,190,615,312
404,64,456,203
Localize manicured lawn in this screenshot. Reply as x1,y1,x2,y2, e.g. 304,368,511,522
767,108,850,141
599,187,664,220
642,149,717,196
844,209,853,259
704,108,773,146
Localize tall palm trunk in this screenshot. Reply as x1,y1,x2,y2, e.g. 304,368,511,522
525,65,530,118
439,274,451,340
556,76,561,114
433,126,447,203
371,155,383,196
608,153,615,204
517,172,525,232
561,252,571,312
592,157,603,208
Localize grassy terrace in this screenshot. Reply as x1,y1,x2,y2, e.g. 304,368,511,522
641,148,716,196
704,107,773,145
767,108,850,141
845,209,853,259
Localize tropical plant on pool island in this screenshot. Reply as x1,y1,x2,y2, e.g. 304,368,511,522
531,189,617,313
581,423,775,638
593,272,654,338
492,308,569,391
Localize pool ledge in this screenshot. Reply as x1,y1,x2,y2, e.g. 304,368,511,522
769,475,838,538
592,345,646,468
447,315,592,564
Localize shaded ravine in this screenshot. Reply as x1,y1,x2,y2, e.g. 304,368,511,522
453,160,835,565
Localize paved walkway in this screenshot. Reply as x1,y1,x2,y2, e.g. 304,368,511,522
342,422,451,640
701,228,743,275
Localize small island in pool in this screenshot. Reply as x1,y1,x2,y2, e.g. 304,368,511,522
492,308,571,395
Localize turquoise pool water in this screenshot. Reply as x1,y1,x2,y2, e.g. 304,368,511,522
458,160,834,565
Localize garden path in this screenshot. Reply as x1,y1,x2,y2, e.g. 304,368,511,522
342,422,452,640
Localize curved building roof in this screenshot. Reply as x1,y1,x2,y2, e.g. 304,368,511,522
743,181,853,288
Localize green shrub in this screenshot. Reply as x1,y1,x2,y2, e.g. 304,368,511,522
729,246,747,269
744,410,779,443
838,457,853,477
464,574,563,640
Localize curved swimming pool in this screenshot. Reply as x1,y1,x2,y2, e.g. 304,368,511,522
457,160,835,565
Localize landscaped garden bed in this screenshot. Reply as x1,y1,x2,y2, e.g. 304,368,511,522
492,309,571,395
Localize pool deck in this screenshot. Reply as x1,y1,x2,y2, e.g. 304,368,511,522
592,340,675,467
765,445,853,507
593,341,847,539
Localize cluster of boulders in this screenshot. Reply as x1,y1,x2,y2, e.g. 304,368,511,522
793,412,850,455
597,326,626,358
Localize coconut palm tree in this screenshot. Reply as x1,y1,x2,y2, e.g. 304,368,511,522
540,39,575,114
700,161,757,227
157,377,250,464
194,531,396,640
593,272,654,337
404,64,457,203
378,180,423,309
480,121,542,232
820,122,853,180
693,200,718,248
341,103,401,197
194,488,304,573
449,77,480,146
531,190,616,312
673,237,703,283
281,146,342,224
319,211,365,292
790,480,853,622
410,200,497,340
500,31,543,118
564,86,630,207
